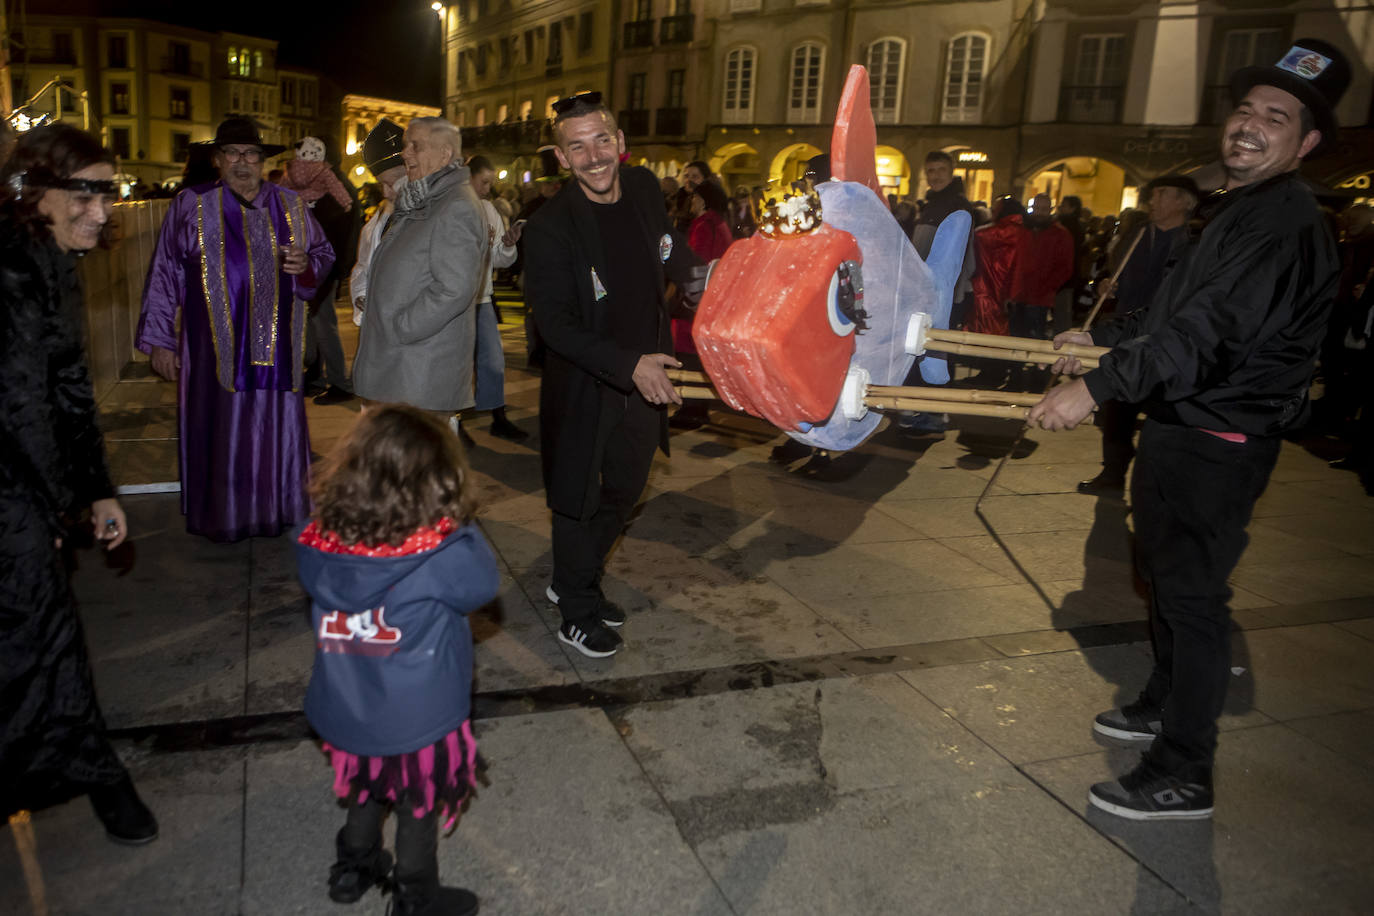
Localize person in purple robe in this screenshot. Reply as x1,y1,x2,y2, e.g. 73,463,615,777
137,118,335,542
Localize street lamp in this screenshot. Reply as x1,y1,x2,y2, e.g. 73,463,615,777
432,2,443,16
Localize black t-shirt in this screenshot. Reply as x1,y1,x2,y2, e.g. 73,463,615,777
592,196,660,355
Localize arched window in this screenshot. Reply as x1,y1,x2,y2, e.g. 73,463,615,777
787,41,825,124
867,38,905,125
942,32,989,124
722,46,756,124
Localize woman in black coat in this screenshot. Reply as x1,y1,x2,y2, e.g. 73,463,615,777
0,125,157,844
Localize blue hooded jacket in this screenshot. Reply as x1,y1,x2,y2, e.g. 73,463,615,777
296,523,499,757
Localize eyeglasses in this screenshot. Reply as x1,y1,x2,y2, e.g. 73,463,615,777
551,91,603,116
220,147,264,164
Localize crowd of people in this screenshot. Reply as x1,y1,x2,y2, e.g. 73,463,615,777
0,34,1369,916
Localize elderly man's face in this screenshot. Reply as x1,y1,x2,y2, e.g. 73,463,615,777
1222,84,1321,190
216,144,264,199
403,125,453,182
470,167,495,198
1148,186,1192,227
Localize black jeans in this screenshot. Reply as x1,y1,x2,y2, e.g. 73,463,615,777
1131,420,1279,772
551,388,660,624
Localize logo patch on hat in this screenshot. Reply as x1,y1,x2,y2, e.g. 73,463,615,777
1278,46,1331,81
660,233,673,263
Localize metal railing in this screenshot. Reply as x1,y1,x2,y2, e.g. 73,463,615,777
624,20,654,49
618,109,650,137
655,107,687,135
659,15,694,44
1058,84,1123,123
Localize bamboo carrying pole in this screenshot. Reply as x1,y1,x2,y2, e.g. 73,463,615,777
864,395,1029,420
925,328,1108,362
921,340,1100,369
866,385,1043,407
9,811,49,916
974,221,1147,509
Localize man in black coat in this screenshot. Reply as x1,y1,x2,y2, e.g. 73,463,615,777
524,93,703,658
1030,38,1349,821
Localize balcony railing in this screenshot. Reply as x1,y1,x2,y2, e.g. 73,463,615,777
659,15,694,44
655,107,686,136
160,57,205,78
459,120,551,151
618,108,649,137
624,20,654,49
1059,84,1123,124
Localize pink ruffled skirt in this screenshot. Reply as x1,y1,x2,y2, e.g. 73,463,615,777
323,721,479,830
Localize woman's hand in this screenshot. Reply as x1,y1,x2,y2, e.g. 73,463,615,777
91,498,128,550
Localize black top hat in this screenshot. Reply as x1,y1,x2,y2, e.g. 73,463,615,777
203,117,286,156
1143,173,1200,199
362,119,405,175
535,145,563,183
1230,38,1351,156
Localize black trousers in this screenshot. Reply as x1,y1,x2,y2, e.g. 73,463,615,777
1096,399,1141,482
551,389,659,624
1131,420,1279,772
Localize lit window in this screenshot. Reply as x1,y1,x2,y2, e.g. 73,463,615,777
787,42,824,124
722,46,755,124
942,33,989,124
867,38,905,125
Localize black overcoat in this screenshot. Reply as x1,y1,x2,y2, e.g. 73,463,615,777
524,166,700,518
1,225,126,815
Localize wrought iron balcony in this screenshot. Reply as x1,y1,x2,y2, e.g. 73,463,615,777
1058,84,1123,124
624,20,654,49
618,108,650,137
659,15,694,44
655,107,687,136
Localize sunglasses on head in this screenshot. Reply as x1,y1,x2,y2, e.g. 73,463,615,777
551,91,603,116
56,177,118,195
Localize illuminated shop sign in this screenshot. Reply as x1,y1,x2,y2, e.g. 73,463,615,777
957,151,989,163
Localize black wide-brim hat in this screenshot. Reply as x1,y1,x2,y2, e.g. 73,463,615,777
535,145,564,183
1230,37,1350,156
362,118,405,174
199,116,286,156
1143,173,1200,199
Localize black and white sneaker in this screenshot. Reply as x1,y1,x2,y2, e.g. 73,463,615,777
1089,759,1213,821
558,620,622,658
546,585,624,628
1093,702,1163,743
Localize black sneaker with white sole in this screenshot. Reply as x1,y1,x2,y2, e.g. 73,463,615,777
1089,758,1213,821
1093,701,1163,742
546,585,625,628
558,619,622,658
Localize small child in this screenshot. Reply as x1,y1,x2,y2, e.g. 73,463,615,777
296,404,498,916
280,136,354,212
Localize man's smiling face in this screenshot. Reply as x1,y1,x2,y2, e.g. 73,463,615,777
1221,84,1321,189
554,111,624,204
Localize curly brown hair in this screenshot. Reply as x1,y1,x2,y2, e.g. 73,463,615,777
309,404,478,547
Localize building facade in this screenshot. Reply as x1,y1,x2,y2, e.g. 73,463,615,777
6,16,348,188
442,0,1373,210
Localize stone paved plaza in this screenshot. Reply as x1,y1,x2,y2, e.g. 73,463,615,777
4,305,1373,915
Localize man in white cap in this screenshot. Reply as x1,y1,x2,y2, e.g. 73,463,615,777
1029,38,1349,819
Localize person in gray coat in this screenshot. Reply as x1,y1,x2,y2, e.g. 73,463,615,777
353,118,487,428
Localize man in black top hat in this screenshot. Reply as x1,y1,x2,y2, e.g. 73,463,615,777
1077,173,1200,496
349,119,406,330
1029,38,1349,820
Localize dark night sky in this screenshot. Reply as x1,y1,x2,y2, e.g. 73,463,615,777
41,0,446,104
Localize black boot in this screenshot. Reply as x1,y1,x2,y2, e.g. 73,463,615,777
488,407,528,441
386,867,479,916
88,776,158,846
329,828,394,904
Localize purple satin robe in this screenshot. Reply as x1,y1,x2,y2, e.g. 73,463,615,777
137,181,335,542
